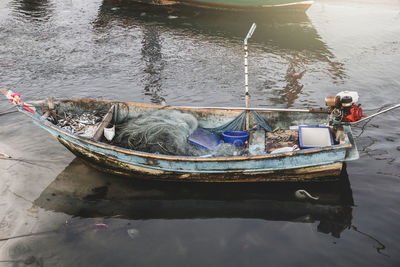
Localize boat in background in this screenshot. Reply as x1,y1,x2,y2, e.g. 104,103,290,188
97,0,323,50
96,0,339,106
177,0,314,11
106,0,314,12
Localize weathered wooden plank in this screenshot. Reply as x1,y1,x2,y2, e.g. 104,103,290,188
93,104,115,141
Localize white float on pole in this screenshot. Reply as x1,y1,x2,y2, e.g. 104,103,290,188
244,23,256,131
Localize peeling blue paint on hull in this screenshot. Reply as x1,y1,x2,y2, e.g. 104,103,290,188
31,121,347,182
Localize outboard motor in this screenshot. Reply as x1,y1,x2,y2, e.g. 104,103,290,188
325,91,363,126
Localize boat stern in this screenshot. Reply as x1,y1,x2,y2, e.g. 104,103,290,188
342,125,359,162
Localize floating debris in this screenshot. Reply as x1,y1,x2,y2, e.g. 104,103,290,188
127,228,140,239
93,223,108,232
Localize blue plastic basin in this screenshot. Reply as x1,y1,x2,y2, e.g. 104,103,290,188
222,131,249,146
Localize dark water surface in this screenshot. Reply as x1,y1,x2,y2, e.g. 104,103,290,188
0,0,400,266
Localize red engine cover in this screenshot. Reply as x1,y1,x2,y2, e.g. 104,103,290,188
344,104,363,122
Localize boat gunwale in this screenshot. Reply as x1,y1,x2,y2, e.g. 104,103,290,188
24,98,353,162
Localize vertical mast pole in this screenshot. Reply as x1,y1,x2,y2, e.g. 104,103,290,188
244,23,256,131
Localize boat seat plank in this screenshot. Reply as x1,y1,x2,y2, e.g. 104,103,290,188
93,104,115,141
40,97,55,120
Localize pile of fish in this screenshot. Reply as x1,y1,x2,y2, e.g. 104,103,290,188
47,112,102,134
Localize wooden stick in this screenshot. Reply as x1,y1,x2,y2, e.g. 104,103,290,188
168,105,328,113
39,106,70,122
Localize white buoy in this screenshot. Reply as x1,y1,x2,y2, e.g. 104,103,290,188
104,125,115,141
295,189,319,200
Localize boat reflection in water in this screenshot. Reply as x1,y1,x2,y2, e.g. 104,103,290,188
9,0,54,20
95,0,345,107
35,158,354,238
96,0,328,53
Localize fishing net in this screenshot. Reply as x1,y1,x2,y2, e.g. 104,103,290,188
205,111,272,134
204,112,246,135
209,143,246,157
114,109,272,156
114,109,198,155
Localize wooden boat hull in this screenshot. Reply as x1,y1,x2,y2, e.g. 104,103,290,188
57,135,343,182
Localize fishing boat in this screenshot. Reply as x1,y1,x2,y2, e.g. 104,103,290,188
0,88,360,182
